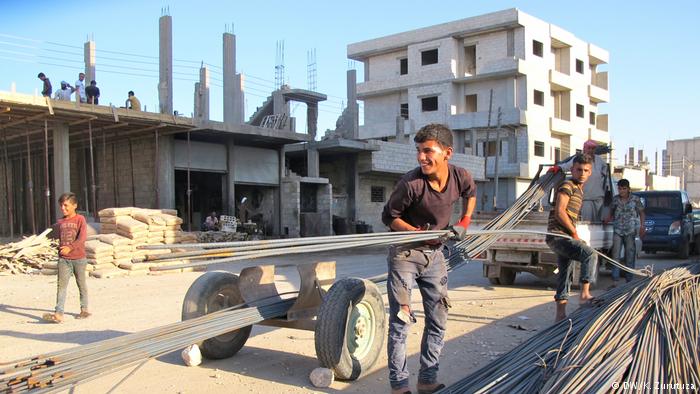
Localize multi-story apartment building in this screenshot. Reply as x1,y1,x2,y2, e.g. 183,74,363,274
347,8,610,210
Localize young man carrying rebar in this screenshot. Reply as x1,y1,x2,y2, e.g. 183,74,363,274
382,123,476,394
546,153,597,322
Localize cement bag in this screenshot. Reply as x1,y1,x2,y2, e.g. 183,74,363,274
85,240,114,254
116,216,149,232
132,210,167,226
159,209,178,216
99,233,133,247
100,224,118,233
100,216,118,224
98,207,134,217
159,214,183,226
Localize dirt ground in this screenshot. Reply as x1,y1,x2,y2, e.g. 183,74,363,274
0,248,687,393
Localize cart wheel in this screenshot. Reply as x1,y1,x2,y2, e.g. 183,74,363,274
181,271,252,359
315,278,385,381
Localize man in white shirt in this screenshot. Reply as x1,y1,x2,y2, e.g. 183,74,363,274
75,73,87,103
54,81,75,101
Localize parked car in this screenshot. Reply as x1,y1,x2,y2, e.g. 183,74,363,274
634,190,700,258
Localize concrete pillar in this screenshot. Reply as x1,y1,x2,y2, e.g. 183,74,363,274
470,129,477,155
307,102,318,139
159,15,173,115
347,70,359,139
346,155,359,222
307,147,319,178
226,138,236,215
157,134,175,208
395,116,405,143
277,147,285,236
454,130,465,154
223,32,238,124
194,66,210,122
233,73,244,124
83,41,96,85
53,123,70,215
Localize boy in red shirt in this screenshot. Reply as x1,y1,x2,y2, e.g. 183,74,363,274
43,192,90,323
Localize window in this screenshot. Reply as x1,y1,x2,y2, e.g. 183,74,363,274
482,140,502,157
465,94,477,112
534,90,544,106
464,45,476,74
300,184,317,213
399,58,408,75
421,49,438,66
576,104,585,118
554,147,561,162
532,40,543,57
421,96,438,112
534,141,545,157
589,111,595,125
371,186,385,203
400,103,409,119
576,59,584,74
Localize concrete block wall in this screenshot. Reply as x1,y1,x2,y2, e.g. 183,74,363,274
95,136,157,210
320,160,349,218
280,177,301,237
358,174,398,232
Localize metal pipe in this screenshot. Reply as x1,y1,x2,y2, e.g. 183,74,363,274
25,126,36,234
2,129,14,238
88,121,97,221
42,120,51,228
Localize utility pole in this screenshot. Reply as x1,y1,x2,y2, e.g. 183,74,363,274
493,107,502,211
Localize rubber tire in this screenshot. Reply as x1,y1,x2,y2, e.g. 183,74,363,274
181,271,252,360
498,268,516,285
315,278,385,381
678,239,690,259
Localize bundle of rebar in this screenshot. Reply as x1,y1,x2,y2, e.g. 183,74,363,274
439,264,700,393
0,298,296,393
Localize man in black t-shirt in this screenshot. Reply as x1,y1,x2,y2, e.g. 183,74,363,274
85,80,100,105
382,123,476,394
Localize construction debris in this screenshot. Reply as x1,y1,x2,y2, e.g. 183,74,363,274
440,264,700,393
0,228,57,274
181,344,202,367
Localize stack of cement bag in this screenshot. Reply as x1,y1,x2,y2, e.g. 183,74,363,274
85,239,118,277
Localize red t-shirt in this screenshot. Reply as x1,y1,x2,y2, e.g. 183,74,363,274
55,214,87,259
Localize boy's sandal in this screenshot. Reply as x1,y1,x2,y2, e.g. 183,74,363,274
42,313,62,323
75,311,92,319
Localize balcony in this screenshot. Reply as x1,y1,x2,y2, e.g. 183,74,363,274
550,117,572,135
588,43,609,65
589,85,609,103
448,108,526,129
453,58,524,84
549,69,573,91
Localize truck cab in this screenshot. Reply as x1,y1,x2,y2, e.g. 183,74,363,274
634,190,700,258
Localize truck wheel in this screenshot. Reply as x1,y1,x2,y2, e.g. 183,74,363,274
181,271,252,360
499,268,516,285
678,239,690,259
315,278,385,381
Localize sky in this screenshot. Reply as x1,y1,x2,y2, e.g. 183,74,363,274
1,0,699,170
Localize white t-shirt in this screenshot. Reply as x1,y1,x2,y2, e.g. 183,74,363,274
75,79,87,102
54,88,72,101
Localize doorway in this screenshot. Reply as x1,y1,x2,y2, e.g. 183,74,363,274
175,170,224,231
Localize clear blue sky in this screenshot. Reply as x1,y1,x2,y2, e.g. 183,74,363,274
1,0,698,169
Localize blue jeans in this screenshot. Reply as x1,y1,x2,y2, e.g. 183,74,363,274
611,233,636,282
546,237,597,301
386,245,450,390
55,258,89,314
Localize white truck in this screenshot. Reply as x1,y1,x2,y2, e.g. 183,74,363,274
479,164,615,287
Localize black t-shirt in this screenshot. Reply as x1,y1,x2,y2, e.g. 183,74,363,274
85,85,100,102
382,164,476,230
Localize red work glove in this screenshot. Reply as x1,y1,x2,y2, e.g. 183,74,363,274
450,216,471,241
547,165,561,174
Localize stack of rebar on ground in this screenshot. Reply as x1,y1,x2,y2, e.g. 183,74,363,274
0,229,57,275
439,264,700,394
0,298,296,393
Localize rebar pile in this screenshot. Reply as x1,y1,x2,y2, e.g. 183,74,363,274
439,264,700,394
0,298,296,393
